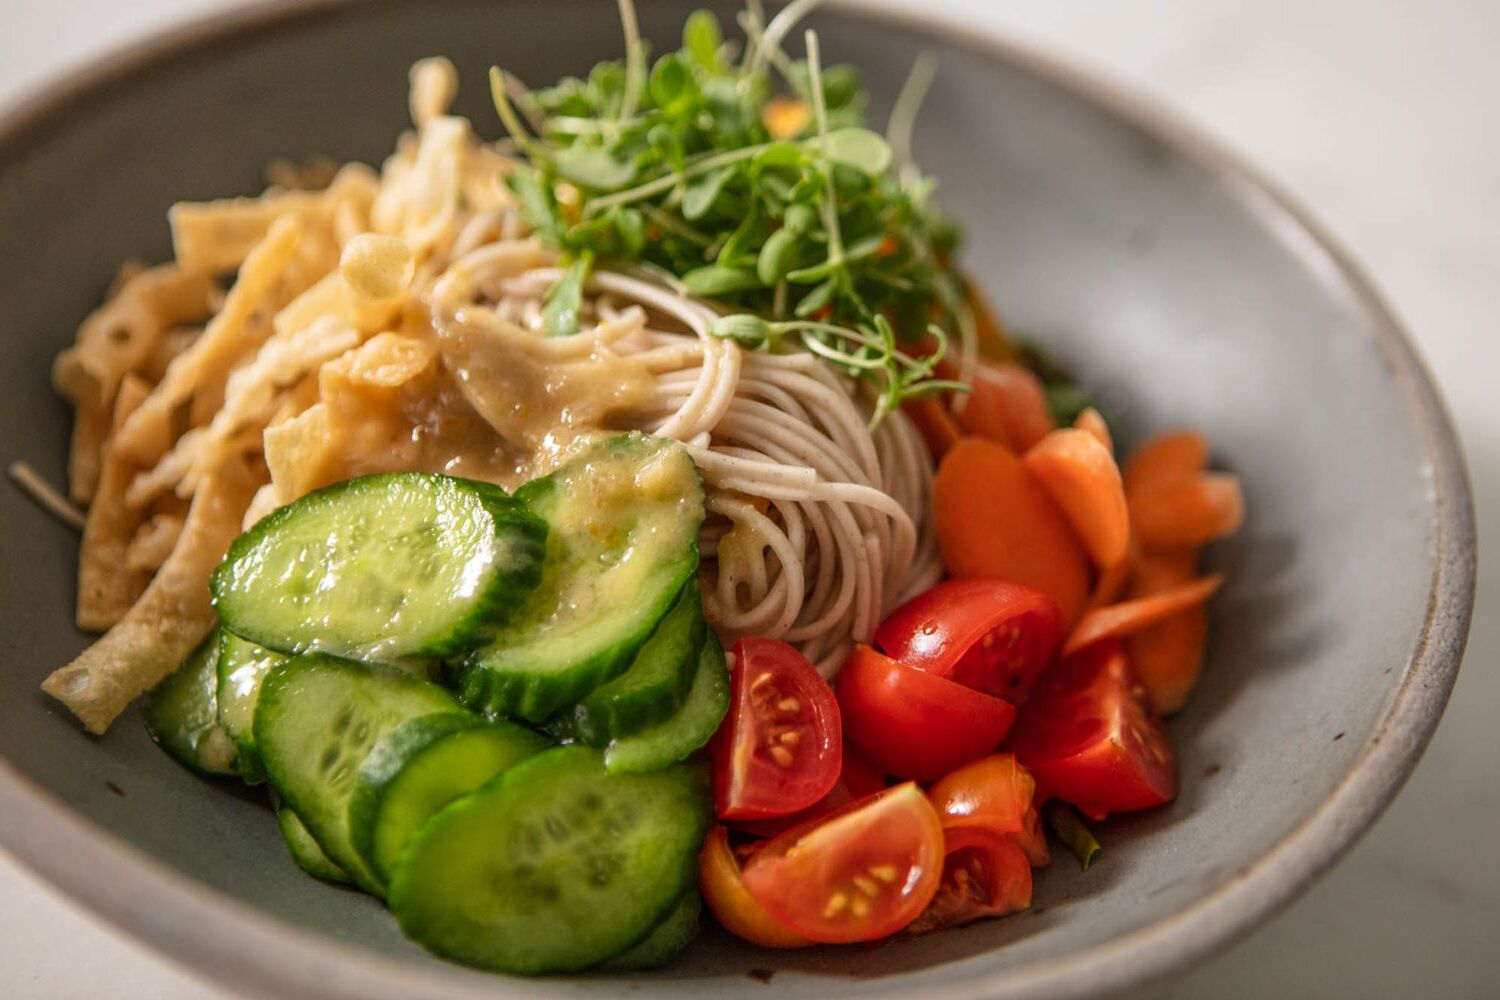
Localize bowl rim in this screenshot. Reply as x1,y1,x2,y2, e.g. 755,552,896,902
0,1,1475,998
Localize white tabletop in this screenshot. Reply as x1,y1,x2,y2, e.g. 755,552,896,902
3,1,1497,997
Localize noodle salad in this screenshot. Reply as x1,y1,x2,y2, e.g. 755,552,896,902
24,0,1243,975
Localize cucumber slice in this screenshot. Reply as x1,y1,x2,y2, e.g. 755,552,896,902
605,633,730,774
570,584,706,746
276,807,351,884
349,714,548,882
388,745,710,974
458,435,704,722
212,473,547,660
144,631,237,776
599,891,701,970
254,653,466,895
216,632,287,785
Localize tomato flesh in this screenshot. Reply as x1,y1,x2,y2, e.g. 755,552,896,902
698,826,812,949
1007,640,1177,819
711,637,841,821
732,745,888,839
837,645,1017,782
739,783,944,943
875,579,1063,700
907,832,1033,934
928,753,1049,867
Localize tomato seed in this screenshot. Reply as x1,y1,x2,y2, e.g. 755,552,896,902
778,730,801,746
852,875,879,897
823,892,849,918
869,864,899,884
769,745,795,766
850,896,871,919
777,697,801,714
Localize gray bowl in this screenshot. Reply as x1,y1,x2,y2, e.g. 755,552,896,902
0,2,1474,998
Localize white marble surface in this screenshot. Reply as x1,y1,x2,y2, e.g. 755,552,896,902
2,1,1497,997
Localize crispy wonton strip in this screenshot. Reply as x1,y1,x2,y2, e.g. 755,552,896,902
112,216,304,465
76,376,155,630
43,465,258,734
169,164,378,274
52,266,217,501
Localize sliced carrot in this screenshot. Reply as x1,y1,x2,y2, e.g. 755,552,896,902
955,361,1055,453
1122,430,1208,494
1128,473,1244,551
1127,607,1208,715
1130,549,1199,594
904,396,963,461
1088,548,1136,610
1073,407,1112,453
934,436,1091,626
1063,574,1222,656
1023,428,1130,569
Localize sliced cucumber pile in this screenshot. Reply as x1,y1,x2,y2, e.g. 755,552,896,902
569,584,706,746
457,435,705,722
144,631,238,777
600,891,702,970
388,746,710,974
212,473,547,660
216,632,287,785
276,807,351,884
604,633,730,775
148,441,719,974
255,653,465,894
349,713,548,882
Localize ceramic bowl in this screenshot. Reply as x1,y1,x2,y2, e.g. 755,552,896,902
0,2,1474,997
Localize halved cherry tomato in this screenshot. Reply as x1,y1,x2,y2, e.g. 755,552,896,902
928,754,1049,867
739,783,945,943
905,833,1032,935
699,826,813,949
710,637,841,821
874,579,1063,700
1008,640,1177,820
837,645,1017,782
733,745,888,839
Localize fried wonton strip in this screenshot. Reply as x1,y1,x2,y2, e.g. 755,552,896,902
44,465,258,734
169,164,379,274
113,216,304,465
372,115,469,253
52,266,217,501
124,512,184,572
263,402,331,504
76,376,155,631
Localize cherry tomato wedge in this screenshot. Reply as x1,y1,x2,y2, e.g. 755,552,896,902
710,637,841,821
1008,640,1177,820
837,644,1017,782
928,754,1049,867
739,783,945,943
875,579,1063,699
732,745,888,839
906,832,1033,935
699,826,813,949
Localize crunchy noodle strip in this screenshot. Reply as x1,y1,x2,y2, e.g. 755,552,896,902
43,464,258,734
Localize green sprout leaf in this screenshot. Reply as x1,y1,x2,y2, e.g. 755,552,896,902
820,127,893,176
681,264,762,297
542,251,593,337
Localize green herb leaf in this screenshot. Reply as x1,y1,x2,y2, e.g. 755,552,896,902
1046,802,1102,871
681,264,762,297
506,167,562,239
682,166,733,220
707,313,773,344
820,127,893,176
551,147,637,190
542,251,593,337
682,10,725,74
757,227,804,285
